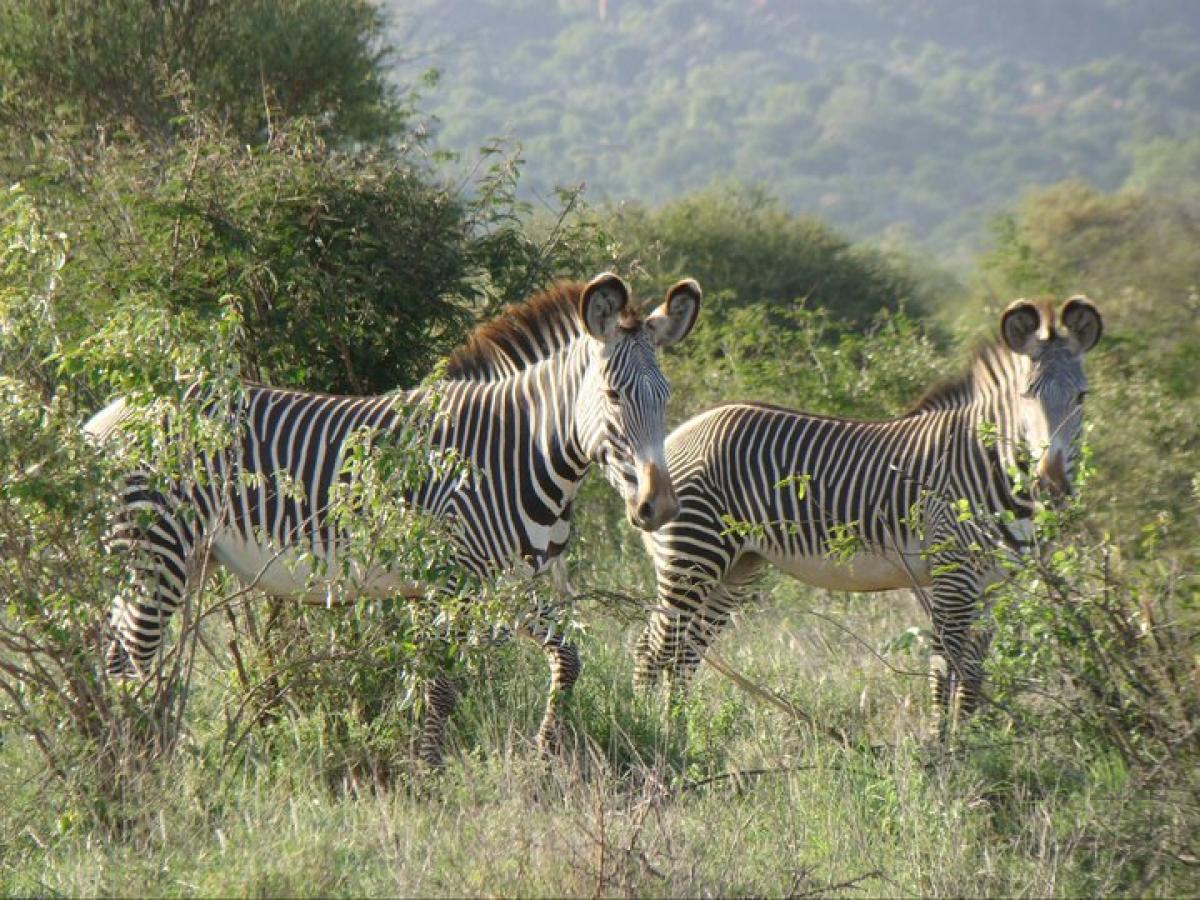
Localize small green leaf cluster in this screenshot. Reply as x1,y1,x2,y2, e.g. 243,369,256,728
987,507,1199,773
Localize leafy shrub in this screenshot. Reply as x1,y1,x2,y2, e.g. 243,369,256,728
0,0,405,143
0,188,221,831
23,112,477,396
980,498,1200,890
608,186,925,325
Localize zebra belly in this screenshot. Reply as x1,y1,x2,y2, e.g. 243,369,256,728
209,531,423,600
760,546,931,592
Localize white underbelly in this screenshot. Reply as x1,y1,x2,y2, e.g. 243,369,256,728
209,532,424,600
761,547,931,592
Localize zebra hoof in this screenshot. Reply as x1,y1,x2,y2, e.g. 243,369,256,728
535,721,571,760
416,745,447,772
631,670,660,695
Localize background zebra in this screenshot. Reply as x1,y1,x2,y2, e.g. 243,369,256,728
87,272,702,764
635,297,1102,732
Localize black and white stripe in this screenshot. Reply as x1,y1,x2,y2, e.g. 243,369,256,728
635,297,1101,732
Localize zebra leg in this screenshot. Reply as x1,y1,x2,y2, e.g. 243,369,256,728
520,621,581,757
416,673,459,768
633,565,717,695
105,478,204,677
670,556,761,697
632,623,661,689
950,626,992,724
664,605,728,702
928,634,952,729
632,604,691,693
930,661,953,732
927,562,985,737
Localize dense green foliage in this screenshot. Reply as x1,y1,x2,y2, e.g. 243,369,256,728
19,117,481,396
395,0,1200,255
1,1,1198,896
608,187,929,325
0,0,403,143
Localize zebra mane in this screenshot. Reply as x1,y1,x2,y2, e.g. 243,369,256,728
905,338,1019,415
443,281,641,382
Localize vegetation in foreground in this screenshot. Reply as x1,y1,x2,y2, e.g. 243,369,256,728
2,579,1195,897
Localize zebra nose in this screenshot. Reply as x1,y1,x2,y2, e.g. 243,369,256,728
629,461,679,530
630,496,678,531
1036,453,1071,501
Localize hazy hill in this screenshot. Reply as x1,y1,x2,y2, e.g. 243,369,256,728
388,0,1200,260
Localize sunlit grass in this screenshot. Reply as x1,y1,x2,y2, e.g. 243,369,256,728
2,574,1188,897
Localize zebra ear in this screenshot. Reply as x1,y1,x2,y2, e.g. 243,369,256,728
1000,299,1043,355
646,279,702,347
579,272,630,341
1060,296,1102,353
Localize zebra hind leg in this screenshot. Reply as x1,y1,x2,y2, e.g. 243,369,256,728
105,481,203,679
928,591,986,738
928,636,953,739
416,674,459,769
633,615,692,696
930,657,957,742
671,561,758,697
632,622,663,691
949,631,989,729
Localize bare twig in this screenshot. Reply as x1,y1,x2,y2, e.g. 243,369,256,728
701,648,850,747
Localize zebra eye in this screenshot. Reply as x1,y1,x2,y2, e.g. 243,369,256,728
604,387,621,403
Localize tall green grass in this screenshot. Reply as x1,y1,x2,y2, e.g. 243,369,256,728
3,575,1191,897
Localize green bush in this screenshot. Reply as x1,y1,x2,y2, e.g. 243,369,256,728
0,0,405,144
608,186,925,325
23,114,476,396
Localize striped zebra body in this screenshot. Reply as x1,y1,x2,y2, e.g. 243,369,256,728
636,297,1102,731
91,274,702,763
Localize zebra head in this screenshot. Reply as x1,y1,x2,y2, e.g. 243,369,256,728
1001,296,1102,500
575,272,702,531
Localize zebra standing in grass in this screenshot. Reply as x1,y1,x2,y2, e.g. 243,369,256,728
86,273,702,763
634,297,1102,731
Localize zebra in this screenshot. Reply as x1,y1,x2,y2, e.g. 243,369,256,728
634,297,1102,732
85,272,702,763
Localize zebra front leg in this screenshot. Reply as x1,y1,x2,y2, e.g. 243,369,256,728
520,622,581,758
633,569,716,695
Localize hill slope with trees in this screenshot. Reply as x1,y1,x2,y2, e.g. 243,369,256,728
392,0,1200,258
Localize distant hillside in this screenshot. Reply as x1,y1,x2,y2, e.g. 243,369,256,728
386,0,1200,261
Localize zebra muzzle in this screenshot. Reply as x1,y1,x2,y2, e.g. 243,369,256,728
629,461,679,531
1034,452,1072,502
